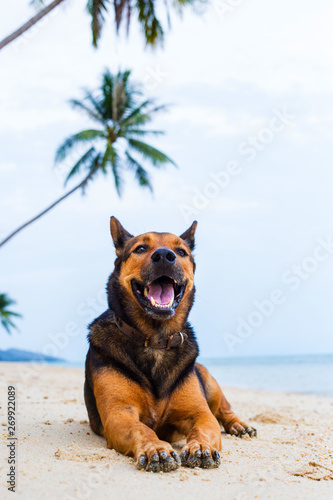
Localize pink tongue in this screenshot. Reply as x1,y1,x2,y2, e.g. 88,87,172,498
147,281,174,305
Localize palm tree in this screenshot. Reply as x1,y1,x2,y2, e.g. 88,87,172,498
0,69,175,248
0,294,22,334
0,0,203,51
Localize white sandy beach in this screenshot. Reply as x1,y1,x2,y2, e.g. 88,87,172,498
0,362,332,500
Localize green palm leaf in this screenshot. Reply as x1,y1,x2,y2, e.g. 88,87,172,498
64,147,97,185
55,130,105,163
128,138,176,167
82,90,106,120
85,0,202,47
125,128,164,137
69,98,104,123
87,0,110,47
101,70,114,120
136,0,164,45
0,294,21,334
102,143,122,193
125,151,152,190
101,142,116,169
121,102,167,127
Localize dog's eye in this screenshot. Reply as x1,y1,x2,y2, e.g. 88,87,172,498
133,245,147,254
176,248,187,257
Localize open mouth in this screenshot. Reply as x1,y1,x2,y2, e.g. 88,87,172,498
131,276,186,314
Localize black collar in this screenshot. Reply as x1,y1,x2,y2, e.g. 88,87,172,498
109,309,188,350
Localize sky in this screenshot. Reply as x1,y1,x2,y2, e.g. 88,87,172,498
1,0,333,362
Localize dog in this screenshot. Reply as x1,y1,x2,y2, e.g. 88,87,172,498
84,217,256,472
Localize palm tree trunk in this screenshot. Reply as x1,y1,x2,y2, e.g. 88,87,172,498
0,0,66,51
0,167,98,248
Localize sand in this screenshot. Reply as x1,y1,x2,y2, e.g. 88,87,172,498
0,362,332,500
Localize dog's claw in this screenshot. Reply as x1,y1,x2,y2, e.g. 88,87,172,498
187,454,201,468
147,459,160,473
228,422,257,438
201,456,215,469
212,450,221,466
137,455,148,470
181,445,221,469
171,451,181,465
137,449,180,473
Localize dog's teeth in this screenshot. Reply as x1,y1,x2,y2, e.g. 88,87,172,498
149,297,174,308
144,287,148,297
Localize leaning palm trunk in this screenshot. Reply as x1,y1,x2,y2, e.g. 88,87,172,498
0,0,66,51
0,166,98,248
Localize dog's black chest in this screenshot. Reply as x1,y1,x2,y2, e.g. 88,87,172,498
131,337,198,399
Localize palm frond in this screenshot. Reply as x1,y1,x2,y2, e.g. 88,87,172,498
125,128,164,136
121,99,151,125
64,147,97,185
122,103,168,129
0,294,21,334
86,0,110,47
114,0,129,31
101,69,114,121
55,130,104,164
128,139,176,167
101,142,117,172
0,294,16,309
136,0,164,45
125,151,152,190
69,98,105,123
81,152,103,194
111,160,122,195
82,90,106,120
101,143,122,194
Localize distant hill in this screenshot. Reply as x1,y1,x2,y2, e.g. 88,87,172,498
0,348,65,363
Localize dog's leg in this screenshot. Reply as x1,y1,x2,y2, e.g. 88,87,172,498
195,363,257,437
167,372,222,468
92,369,181,472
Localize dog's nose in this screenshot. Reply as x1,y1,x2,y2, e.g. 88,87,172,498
151,248,176,267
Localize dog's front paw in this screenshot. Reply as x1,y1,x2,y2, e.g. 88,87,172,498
136,442,181,472
181,442,221,469
224,417,257,438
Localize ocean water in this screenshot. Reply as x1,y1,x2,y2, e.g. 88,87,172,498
200,354,333,397
63,354,333,397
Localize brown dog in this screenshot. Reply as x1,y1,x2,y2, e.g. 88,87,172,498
84,217,256,472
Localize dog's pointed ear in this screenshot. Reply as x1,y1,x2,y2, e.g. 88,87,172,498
110,217,133,255
179,221,198,251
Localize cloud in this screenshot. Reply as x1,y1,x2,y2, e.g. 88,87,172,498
0,161,16,172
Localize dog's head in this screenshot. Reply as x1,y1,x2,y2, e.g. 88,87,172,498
109,217,197,324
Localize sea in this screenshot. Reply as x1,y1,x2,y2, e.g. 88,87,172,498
199,354,333,398
65,354,333,398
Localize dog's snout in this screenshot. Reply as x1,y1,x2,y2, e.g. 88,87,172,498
151,248,176,267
